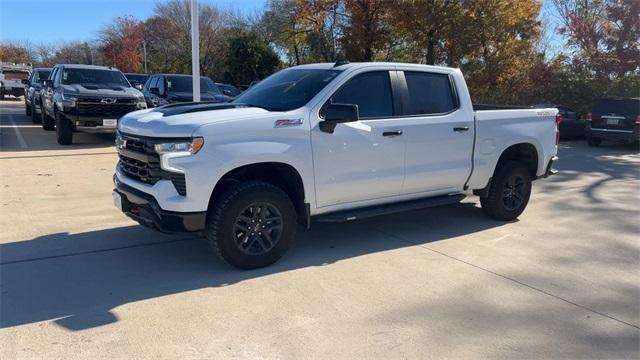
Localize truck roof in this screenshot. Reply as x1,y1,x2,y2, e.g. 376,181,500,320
290,62,459,72
57,64,120,71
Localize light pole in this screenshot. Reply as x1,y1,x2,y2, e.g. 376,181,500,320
191,0,200,102
143,40,148,74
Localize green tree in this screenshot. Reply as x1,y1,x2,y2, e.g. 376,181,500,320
226,31,280,85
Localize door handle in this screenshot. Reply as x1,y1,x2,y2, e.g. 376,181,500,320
383,130,403,137
453,126,469,132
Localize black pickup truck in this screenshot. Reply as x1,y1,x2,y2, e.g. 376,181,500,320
41,64,147,145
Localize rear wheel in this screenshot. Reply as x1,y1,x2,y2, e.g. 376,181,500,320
587,137,602,147
480,161,532,220
205,181,297,269
41,104,55,130
55,113,73,145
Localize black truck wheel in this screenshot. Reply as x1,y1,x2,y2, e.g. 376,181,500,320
205,181,297,269
41,105,55,130
480,161,532,221
55,114,73,145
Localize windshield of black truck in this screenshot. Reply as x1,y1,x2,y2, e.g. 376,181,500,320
37,70,51,82
62,68,130,88
233,69,343,111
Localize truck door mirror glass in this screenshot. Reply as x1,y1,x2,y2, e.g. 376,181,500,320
42,80,53,88
319,103,359,133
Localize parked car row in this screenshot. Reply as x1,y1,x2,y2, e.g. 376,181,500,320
19,63,244,145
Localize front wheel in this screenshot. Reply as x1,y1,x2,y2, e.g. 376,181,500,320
55,114,73,145
25,100,31,116
205,181,297,269
41,104,55,130
480,161,532,221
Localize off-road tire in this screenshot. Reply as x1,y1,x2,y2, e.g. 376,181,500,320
55,113,73,145
41,104,55,130
205,181,297,269
587,137,602,147
480,161,532,221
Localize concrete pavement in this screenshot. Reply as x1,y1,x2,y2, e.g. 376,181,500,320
1,99,638,359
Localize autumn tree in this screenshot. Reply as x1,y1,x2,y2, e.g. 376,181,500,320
100,16,145,72
341,0,391,61
226,31,280,85
0,42,34,64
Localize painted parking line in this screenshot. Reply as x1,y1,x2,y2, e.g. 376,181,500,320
7,114,28,149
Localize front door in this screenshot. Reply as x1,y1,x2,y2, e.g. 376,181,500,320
311,71,405,208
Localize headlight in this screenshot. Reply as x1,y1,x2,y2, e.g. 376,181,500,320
154,137,204,155
61,93,77,107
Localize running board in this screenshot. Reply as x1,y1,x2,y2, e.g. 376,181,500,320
314,194,466,223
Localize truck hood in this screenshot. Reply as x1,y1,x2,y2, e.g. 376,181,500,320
61,84,142,98
118,105,270,137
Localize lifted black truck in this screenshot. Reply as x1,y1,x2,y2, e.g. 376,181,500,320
41,64,147,145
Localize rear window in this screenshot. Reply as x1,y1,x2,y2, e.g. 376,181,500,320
2,70,30,81
404,71,456,115
593,99,639,117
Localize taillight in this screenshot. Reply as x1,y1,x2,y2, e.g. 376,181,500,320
585,113,592,130
586,113,592,121
555,113,562,145
635,115,640,125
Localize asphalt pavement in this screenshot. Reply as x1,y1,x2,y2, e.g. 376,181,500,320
1,99,638,359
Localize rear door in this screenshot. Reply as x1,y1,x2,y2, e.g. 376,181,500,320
395,70,474,195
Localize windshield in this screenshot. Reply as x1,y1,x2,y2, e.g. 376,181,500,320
37,70,51,83
166,76,217,94
125,74,148,84
62,68,130,88
233,69,343,111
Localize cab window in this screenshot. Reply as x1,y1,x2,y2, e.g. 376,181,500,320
329,71,393,119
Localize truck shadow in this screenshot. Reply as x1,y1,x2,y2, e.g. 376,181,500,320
0,201,503,331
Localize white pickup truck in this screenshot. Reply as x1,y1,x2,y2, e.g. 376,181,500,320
113,62,559,269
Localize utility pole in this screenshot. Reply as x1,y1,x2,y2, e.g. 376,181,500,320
191,0,200,102
143,40,148,74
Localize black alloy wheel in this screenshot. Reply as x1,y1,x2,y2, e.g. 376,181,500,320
502,174,526,211
233,202,283,255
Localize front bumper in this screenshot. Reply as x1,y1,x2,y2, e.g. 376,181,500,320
113,175,206,233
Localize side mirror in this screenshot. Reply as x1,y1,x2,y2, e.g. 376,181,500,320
319,103,359,133
21,79,30,85
134,83,143,90
222,89,232,96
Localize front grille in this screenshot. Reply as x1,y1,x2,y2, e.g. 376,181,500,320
77,102,136,116
117,133,187,196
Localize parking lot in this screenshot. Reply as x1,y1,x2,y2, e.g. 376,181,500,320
0,98,638,358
